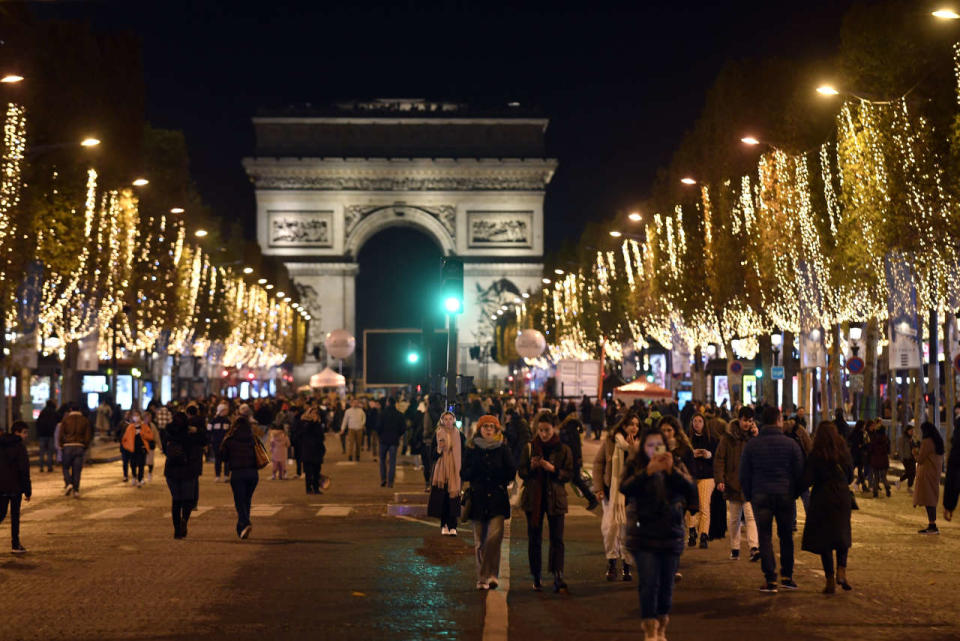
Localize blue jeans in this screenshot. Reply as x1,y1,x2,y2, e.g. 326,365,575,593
229,468,259,536
62,445,86,490
631,549,680,618
751,493,796,582
37,437,55,471
379,443,398,485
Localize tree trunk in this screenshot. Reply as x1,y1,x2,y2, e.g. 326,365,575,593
758,333,775,406
782,331,795,411
62,341,81,406
692,345,706,402
829,323,842,417
864,317,879,419
946,313,957,452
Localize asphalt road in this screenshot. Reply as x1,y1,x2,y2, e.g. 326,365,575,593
2,435,959,641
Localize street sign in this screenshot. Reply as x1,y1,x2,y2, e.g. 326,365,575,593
846,357,865,374
771,366,785,380
729,360,743,375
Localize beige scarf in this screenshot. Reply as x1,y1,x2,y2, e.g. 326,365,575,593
431,424,462,498
609,433,630,526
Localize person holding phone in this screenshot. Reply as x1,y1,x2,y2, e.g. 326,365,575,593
518,411,573,593
621,429,697,641
688,412,718,549
592,409,641,581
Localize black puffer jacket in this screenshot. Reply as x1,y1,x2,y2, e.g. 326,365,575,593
162,416,206,481
221,423,259,471
461,440,516,521
299,418,327,465
621,456,697,555
0,433,31,497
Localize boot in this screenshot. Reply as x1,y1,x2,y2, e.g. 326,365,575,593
622,563,632,581
836,566,852,591
641,619,658,641
553,571,568,594
605,558,617,581
823,575,836,594
687,527,697,547
180,506,190,539
656,614,669,641
532,575,543,592
171,502,183,539
699,533,708,549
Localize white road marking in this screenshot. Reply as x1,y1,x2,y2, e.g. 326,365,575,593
250,505,282,517
22,507,73,522
316,506,353,517
483,519,511,641
84,507,143,520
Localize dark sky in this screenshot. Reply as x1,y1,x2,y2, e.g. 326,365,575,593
30,0,859,252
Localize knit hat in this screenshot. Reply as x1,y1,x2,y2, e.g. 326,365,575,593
475,414,502,431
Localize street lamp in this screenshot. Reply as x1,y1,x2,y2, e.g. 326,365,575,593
849,325,863,357
257,278,267,284
680,177,697,185
771,332,783,365
194,229,208,238
816,85,840,96
741,136,761,146
242,267,253,274
628,211,642,222
80,137,101,147
132,177,149,187
554,268,564,275
0,74,24,84
542,278,552,285
933,8,960,19
170,207,184,214
609,230,623,238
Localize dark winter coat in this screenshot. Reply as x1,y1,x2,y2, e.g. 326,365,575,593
0,433,31,498
221,423,259,471
689,430,718,480
943,427,960,513
913,437,943,508
504,414,531,465
378,406,406,447
848,427,869,465
185,417,209,477
785,424,813,458
713,419,753,502
739,426,804,501
36,406,58,438
162,421,205,481
621,456,698,555
461,440,516,521
559,421,584,469
800,454,853,554
299,419,327,465
867,430,890,470
518,438,573,516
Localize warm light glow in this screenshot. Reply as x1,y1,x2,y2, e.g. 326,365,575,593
816,85,840,96
554,268,564,275
741,136,760,146
680,177,696,185
194,229,208,238
242,267,253,274
0,75,23,84
933,9,960,19
276,291,285,298
265,284,274,290
80,137,101,147
132,178,149,186
609,230,623,238
257,278,267,284
628,212,642,222
849,326,862,341
170,207,184,214
770,333,783,349
542,278,552,285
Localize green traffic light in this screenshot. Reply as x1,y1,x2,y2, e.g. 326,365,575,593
407,351,420,364
755,368,764,379
443,296,462,314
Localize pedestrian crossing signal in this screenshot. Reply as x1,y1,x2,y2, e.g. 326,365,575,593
440,256,464,315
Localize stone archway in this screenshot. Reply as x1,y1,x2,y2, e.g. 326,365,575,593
344,205,455,258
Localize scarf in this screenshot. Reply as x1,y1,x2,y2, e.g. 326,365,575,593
529,435,561,519
610,433,629,526
473,434,503,450
431,424,462,497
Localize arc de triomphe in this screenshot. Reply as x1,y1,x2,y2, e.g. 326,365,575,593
243,99,557,383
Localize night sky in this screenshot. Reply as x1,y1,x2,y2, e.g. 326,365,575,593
28,0,859,335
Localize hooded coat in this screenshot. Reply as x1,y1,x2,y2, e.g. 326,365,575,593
0,433,31,497
713,419,753,502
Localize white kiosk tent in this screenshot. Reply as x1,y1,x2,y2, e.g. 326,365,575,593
613,379,673,402
308,367,347,395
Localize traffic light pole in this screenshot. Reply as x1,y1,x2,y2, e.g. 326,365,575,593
446,313,458,410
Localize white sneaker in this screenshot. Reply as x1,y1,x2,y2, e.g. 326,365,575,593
449,528,458,537
477,581,489,590
63,484,73,496
147,473,153,482
441,526,450,536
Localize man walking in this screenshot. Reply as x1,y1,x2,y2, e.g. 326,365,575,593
35,400,58,473
343,399,366,461
59,403,92,498
378,397,405,487
207,402,232,481
740,406,804,593
714,407,760,561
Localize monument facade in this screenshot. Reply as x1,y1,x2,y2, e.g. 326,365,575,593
243,99,557,384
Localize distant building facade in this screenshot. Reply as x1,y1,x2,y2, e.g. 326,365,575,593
243,99,557,384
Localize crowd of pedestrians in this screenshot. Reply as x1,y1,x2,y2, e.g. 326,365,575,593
1,386,958,640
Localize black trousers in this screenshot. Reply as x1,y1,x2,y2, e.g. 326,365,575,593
304,462,321,492
820,547,849,575
900,458,916,488
131,450,147,482
0,494,23,546
527,510,565,578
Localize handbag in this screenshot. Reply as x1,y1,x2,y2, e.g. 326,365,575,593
837,463,858,510
254,438,270,469
460,483,473,521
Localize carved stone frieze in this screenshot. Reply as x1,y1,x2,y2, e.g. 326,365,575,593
344,203,456,237
250,174,550,191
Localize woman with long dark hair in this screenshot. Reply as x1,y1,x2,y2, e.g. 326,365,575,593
162,411,205,539
621,428,697,641
914,421,945,534
801,421,854,593
221,416,261,540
